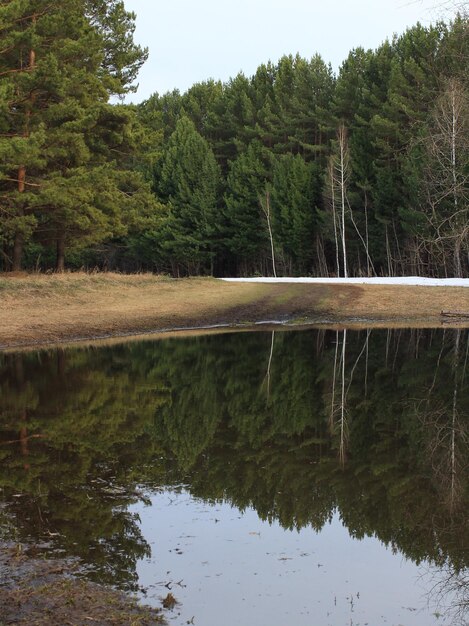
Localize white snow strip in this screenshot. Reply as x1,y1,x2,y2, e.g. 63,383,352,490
220,277,469,287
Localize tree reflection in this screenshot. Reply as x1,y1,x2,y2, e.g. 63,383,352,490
423,563,468,626
414,330,468,514
0,328,467,608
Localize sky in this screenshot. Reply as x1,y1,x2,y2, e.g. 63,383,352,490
123,0,457,103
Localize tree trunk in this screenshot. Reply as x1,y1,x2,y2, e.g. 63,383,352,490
454,237,462,278
364,190,371,276
56,232,65,272
12,29,36,273
260,188,277,277
328,159,340,276
338,126,348,278
12,234,24,272
12,164,27,271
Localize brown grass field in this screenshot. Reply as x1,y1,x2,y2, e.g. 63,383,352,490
1,272,469,350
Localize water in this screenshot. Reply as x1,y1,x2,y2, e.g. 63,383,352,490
131,492,449,626
0,328,467,625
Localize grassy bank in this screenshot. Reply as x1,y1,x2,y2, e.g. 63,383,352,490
1,272,469,349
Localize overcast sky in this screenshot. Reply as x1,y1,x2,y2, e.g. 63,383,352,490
123,0,455,102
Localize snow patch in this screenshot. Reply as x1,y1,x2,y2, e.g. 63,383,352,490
220,277,469,287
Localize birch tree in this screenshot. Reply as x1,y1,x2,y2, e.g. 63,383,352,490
422,79,469,277
259,187,278,277
326,124,350,277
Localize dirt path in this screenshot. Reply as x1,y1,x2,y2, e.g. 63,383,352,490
1,273,469,350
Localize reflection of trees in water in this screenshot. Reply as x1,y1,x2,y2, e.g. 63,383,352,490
412,329,468,514
0,347,167,590
329,329,349,465
164,329,468,572
326,327,468,516
423,563,468,626
0,329,467,601
261,330,276,400
328,328,371,466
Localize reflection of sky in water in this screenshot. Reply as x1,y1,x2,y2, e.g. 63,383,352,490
0,329,466,623
132,491,448,626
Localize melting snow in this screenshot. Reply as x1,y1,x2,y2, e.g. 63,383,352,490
221,277,469,287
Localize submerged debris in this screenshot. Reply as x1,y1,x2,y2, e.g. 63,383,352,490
162,592,178,610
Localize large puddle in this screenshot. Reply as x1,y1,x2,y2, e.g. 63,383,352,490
132,491,455,626
0,329,467,625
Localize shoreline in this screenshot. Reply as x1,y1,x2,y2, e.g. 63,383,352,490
3,316,469,354
1,273,469,351
0,543,164,625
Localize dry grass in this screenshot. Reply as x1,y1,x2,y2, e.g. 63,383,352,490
1,272,469,350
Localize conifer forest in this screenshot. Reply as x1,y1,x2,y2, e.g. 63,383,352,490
0,1,468,277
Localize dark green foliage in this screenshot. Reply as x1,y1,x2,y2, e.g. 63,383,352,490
139,16,467,277
0,0,157,271
155,116,221,274
271,154,323,274
1,5,467,275
223,141,270,274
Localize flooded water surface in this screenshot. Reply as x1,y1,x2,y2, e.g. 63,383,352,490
0,329,468,625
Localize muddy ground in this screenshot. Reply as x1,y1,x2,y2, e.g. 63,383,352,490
0,543,168,625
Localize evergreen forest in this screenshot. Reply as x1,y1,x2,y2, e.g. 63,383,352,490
0,1,468,277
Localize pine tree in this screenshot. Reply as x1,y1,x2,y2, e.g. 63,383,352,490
0,0,152,271
271,154,322,274
156,116,221,275
223,141,271,275
205,73,255,174
369,24,445,274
